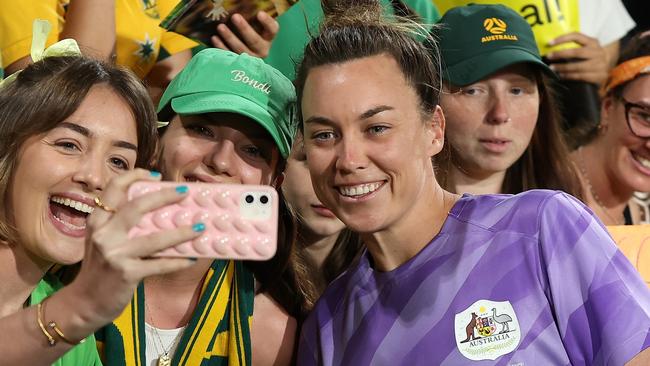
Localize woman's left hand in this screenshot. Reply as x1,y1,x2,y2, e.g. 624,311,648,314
546,32,609,85
211,11,279,58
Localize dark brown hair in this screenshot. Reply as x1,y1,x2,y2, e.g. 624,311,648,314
0,55,157,245
436,70,584,198
292,228,363,317
610,32,650,99
295,0,441,127
290,0,441,317
570,32,650,147
245,189,301,317
157,115,302,317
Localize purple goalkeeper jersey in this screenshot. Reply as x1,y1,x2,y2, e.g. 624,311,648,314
298,191,650,366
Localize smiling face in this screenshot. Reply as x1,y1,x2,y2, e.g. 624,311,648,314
301,54,444,234
158,113,281,186
9,84,138,265
440,64,540,178
282,134,345,238
600,75,650,193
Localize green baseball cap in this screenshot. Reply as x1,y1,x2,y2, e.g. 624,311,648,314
434,4,555,86
157,48,297,159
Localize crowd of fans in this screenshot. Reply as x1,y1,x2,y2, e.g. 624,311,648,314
1,0,649,365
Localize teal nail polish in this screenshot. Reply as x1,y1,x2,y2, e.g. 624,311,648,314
192,222,205,232
150,170,161,177
176,185,189,194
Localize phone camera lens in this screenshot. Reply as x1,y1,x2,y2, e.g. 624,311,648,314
245,195,254,203
260,195,269,204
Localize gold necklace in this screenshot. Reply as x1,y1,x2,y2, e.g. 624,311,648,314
145,291,185,366
577,147,624,225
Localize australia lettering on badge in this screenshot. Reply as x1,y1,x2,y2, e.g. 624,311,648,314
231,70,271,94
481,34,519,43
469,332,511,347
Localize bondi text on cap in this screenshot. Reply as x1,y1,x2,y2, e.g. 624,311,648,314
231,70,271,94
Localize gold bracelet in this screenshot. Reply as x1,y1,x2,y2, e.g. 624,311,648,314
36,303,56,346
48,320,85,345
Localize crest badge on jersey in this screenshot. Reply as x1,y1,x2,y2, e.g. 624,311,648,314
142,0,159,19
454,299,521,360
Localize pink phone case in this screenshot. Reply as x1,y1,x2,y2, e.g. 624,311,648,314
127,181,278,260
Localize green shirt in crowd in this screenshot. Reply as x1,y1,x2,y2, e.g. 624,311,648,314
265,0,441,80
30,274,103,366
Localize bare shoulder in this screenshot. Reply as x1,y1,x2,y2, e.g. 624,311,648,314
251,292,298,366
627,347,650,366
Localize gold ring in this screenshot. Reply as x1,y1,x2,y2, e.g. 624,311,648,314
94,196,116,213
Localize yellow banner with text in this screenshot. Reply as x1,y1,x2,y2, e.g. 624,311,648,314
434,0,580,55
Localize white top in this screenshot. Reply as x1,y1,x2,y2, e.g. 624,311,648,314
145,322,186,366
579,0,636,45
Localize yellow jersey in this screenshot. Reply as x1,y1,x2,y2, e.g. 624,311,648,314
0,0,197,78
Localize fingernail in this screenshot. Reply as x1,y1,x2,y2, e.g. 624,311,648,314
150,170,161,177
176,185,189,194
192,222,205,232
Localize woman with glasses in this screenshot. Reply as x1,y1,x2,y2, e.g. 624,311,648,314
571,32,650,225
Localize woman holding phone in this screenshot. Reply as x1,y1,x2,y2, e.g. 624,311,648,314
97,48,300,366
0,51,200,364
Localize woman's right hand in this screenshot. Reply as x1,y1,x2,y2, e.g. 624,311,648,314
57,169,201,338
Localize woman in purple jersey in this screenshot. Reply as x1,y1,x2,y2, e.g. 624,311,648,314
294,1,650,365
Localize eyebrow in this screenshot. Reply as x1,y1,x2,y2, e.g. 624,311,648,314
58,122,137,151
359,105,394,120
190,115,273,141
630,100,650,109
304,105,394,125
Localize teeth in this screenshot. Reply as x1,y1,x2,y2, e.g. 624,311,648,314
634,153,650,168
50,196,94,214
338,182,382,197
52,213,86,230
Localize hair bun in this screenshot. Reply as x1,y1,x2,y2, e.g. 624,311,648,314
321,0,384,28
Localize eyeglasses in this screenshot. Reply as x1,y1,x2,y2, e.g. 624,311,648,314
622,98,650,138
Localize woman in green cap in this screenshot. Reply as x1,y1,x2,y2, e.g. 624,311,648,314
96,48,301,366
433,4,582,198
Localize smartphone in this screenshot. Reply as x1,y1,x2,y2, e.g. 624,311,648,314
160,0,297,46
127,181,278,260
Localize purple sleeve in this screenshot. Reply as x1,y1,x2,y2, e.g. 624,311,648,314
538,193,650,365
297,317,321,366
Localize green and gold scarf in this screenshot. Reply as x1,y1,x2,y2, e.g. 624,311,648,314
96,260,254,366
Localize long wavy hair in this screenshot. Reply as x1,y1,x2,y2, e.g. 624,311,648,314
0,56,157,246
435,70,584,198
